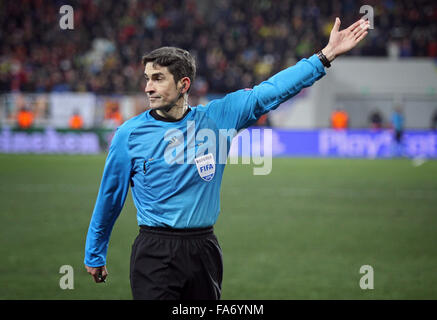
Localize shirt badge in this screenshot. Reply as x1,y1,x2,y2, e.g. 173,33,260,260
194,153,215,182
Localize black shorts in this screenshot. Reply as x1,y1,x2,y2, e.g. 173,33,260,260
130,225,223,300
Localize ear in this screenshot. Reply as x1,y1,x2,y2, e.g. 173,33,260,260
180,77,191,94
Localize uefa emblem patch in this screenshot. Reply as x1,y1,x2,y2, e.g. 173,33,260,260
194,153,215,182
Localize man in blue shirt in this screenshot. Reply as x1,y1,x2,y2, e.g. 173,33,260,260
391,106,405,157
85,17,369,299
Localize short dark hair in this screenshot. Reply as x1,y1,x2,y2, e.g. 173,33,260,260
142,47,196,89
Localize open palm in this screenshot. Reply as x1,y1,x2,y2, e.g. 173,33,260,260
323,18,370,61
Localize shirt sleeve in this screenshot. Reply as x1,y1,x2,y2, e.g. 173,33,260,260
206,54,326,131
84,126,132,267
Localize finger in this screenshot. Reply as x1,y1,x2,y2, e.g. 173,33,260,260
92,272,100,283
354,24,367,40
355,30,368,43
353,20,370,36
332,17,341,33
347,19,365,32
87,268,101,283
92,267,108,283
99,268,108,282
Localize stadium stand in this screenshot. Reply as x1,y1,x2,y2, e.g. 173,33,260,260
1,0,436,94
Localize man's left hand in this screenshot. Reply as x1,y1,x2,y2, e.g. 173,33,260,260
322,18,370,62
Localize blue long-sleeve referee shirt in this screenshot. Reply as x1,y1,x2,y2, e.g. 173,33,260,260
84,54,326,267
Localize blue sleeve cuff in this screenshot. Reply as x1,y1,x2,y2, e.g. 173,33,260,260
308,53,326,73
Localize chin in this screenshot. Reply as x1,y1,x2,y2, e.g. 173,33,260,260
149,102,164,109
155,104,175,112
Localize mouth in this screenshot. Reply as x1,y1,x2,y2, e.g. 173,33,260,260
149,97,160,101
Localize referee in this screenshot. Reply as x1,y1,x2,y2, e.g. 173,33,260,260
84,17,369,299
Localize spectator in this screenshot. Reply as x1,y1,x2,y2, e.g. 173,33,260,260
369,109,384,129
331,108,349,130
1,1,436,94
16,106,34,129
431,109,437,130
104,100,123,127
255,114,272,127
69,111,84,130
391,106,405,157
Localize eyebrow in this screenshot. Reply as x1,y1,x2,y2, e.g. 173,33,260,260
144,72,165,79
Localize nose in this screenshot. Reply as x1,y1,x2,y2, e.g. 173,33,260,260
145,81,155,95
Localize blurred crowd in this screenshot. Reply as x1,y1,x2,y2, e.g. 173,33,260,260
1,0,437,94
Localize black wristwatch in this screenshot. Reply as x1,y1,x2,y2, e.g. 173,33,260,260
317,51,331,68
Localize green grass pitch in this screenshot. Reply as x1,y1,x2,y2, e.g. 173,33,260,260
0,154,436,299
